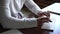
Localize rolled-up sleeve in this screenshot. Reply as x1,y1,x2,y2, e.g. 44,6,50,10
1,13,37,28
5,16,38,28
25,0,41,15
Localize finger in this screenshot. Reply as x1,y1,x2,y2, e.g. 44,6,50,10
47,11,50,17
48,19,52,22
37,16,49,19
43,11,50,17
43,18,52,22
40,17,51,22
37,12,44,17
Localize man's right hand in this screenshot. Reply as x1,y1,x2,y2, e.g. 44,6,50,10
37,16,51,27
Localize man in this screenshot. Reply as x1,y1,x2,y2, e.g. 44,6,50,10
0,0,50,28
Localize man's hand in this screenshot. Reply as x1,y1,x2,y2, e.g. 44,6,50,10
37,16,52,27
37,17,51,22
37,11,50,18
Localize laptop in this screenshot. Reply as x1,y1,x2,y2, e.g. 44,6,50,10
41,3,60,31
41,3,60,15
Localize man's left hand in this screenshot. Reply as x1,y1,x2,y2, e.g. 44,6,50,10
37,11,50,18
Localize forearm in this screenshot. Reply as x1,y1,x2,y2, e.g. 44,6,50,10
1,16,37,28
25,0,41,15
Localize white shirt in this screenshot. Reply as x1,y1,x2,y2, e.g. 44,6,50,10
0,0,41,28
